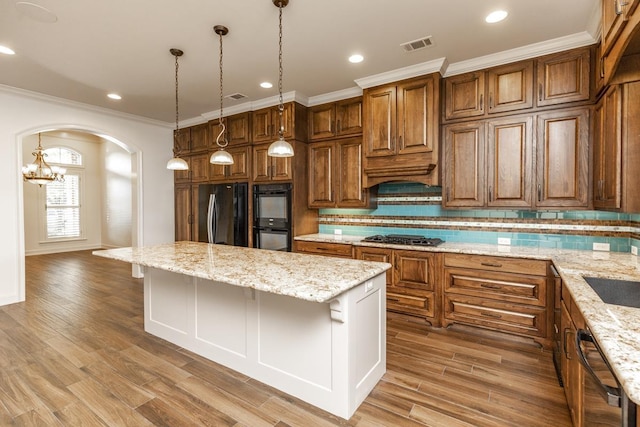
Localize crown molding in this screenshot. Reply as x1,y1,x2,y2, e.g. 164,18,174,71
0,84,172,128
355,57,447,89
444,31,598,77
307,87,364,107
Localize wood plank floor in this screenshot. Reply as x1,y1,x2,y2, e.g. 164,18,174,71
0,250,572,426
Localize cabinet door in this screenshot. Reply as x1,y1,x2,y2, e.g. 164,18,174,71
174,156,191,184
444,72,485,120
174,184,192,241
602,0,629,56
595,85,622,209
252,108,273,143
227,146,251,181
363,84,396,157
189,123,210,152
487,61,533,114
308,142,335,207
397,76,436,155
561,302,583,426
274,103,295,141
226,113,251,145
392,250,437,319
271,156,292,181
335,97,363,136
537,48,591,106
443,122,486,207
174,128,191,154
536,108,590,208
252,144,271,182
308,104,336,141
336,138,367,207
189,153,210,183
486,115,533,208
354,247,393,286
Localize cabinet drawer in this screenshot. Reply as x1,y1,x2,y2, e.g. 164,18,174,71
444,267,546,307
388,290,435,318
444,295,546,337
294,241,353,258
444,253,547,276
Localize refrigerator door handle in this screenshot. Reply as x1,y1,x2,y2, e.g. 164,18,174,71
207,194,217,244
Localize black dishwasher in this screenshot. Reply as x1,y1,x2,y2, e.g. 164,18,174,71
576,329,637,426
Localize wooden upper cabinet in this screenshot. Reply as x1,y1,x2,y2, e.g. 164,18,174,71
486,61,534,114
209,146,251,182
308,137,369,208
308,97,362,141
189,153,210,183
486,115,533,208
252,143,292,182
443,122,485,208
593,85,622,209
602,0,631,56
444,72,485,120
174,128,191,155
535,107,590,208
363,85,396,157
188,123,210,153
210,113,251,146
252,102,307,143
536,47,591,107
397,77,436,155
308,142,334,207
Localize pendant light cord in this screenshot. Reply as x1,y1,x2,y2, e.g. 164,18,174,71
216,28,228,148
173,51,181,156
277,2,284,139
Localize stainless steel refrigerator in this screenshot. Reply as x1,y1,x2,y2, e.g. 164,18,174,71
197,182,248,246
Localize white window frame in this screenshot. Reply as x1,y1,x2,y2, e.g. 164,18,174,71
37,147,86,243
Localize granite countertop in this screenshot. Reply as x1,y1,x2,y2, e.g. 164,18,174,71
296,233,640,405
93,241,391,303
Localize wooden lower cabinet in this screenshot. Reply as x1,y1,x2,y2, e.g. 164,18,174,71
443,253,553,347
355,247,441,324
293,240,353,258
561,281,585,426
174,184,195,241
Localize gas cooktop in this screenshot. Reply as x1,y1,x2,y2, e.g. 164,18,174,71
362,234,444,247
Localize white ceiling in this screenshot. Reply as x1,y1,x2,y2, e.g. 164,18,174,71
0,0,601,125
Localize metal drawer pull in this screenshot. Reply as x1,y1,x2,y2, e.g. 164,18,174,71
480,283,501,289
480,262,503,268
480,311,502,319
576,329,621,407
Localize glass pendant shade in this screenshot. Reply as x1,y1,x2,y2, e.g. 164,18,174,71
166,156,189,170
209,149,234,165
268,137,294,157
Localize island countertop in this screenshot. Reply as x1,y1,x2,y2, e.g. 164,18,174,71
296,233,640,405
93,241,391,303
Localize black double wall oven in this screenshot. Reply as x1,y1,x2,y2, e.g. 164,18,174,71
253,183,292,252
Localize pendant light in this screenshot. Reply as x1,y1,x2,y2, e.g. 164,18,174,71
22,133,66,186
166,48,189,171
210,25,234,165
267,0,294,158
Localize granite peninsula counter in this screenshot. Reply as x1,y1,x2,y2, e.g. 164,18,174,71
94,241,391,419
296,233,640,406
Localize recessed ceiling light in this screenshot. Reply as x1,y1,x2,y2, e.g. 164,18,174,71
349,54,364,64
0,45,15,55
107,93,122,100
486,10,508,23
260,82,273,89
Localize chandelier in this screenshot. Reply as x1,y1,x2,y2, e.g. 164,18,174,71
22,133,65,186
267,0,294,157
166,48,189,170
210,25,234,165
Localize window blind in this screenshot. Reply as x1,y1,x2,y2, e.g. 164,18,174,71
45,174,81,239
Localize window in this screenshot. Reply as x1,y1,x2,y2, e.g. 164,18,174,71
41,147,84,241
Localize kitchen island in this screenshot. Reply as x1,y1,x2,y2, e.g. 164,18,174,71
94,241,391,420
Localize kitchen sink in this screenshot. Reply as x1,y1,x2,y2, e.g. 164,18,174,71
582,276,640,309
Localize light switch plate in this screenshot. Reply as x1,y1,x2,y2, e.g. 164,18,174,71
592,242,610,252
334,229,342,235
498,237,511,245
632,246,638,256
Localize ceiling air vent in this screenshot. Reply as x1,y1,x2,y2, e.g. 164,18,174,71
226,93,247,100
401,36,433,53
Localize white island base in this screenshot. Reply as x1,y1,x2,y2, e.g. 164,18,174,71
144,267,386,420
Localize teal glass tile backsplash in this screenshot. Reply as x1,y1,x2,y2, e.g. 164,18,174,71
318,183,640,253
